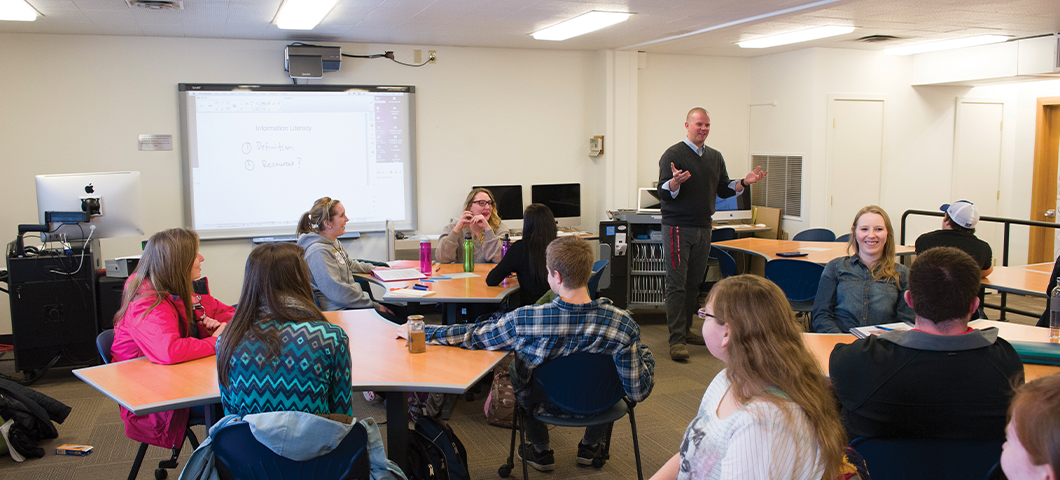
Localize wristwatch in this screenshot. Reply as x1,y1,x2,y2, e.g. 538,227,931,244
739,179,748,188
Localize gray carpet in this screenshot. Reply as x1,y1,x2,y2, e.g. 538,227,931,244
0,292,1043,479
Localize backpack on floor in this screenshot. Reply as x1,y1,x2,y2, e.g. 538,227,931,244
484,355,515,428
405,416,469,480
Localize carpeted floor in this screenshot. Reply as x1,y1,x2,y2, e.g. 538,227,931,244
0,292,1045,479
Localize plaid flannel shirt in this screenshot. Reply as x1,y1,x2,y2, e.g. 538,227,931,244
424,297,655,403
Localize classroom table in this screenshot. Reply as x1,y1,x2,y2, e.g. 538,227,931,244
803,319,1060,381
73,309,507,470
714,237,915,265
368,260,520,323
982,263,1052,298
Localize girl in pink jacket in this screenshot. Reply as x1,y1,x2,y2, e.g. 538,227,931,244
111,228,234,448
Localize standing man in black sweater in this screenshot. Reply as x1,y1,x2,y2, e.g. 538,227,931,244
657,107,766,361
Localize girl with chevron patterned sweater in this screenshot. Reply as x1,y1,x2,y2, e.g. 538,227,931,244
216,242,353,416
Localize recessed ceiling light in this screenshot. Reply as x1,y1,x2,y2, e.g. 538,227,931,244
883,35,1011,55
532,11,633,41
738,25,856,49
0,0,39,21
273,0,338,30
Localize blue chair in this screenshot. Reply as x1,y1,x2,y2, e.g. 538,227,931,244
849,437,1003,480
764,259,825,316
792,228,836,242
96,330,202,480
835,233,851,243
709,246,737,278
710,227,736,243
212,420,372,480
587,259,610,299
500,353,643,480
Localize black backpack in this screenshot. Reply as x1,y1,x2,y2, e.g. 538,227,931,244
405,416,469,480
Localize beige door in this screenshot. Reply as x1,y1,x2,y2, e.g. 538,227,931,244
828,98,884,235
952,99,1003,264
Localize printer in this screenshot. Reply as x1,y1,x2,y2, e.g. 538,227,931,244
105,255,141,278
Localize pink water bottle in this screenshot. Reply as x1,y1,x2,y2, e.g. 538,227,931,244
419,237,432,275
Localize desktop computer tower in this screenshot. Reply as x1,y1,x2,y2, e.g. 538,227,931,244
598,221,629,308
6,243,101,373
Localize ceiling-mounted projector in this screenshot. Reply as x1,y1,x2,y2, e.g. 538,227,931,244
284,45,342,79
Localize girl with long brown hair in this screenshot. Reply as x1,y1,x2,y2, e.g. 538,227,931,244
436,187,510,264
485,203,557,306
110,228,234,448
652,275,849,479
811,205,914,332
216,242,351,416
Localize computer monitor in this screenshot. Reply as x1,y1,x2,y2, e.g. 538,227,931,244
712,183,753,222
35,171,145,241
532,183,581,228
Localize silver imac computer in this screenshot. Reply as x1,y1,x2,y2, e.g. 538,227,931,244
712,183,753,223
532,183,580,229
35,171,145,241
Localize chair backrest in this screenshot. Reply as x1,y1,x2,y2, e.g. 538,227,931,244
96,329,115,364
587,259,610,300
764,259,826,303
532,353,625,416
835,233,851,243
213,420,371,480
849,437,1003,480
792,228,837,242
710,227,736,243
709,246,737,278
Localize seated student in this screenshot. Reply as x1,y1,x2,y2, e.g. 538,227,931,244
296,197,394,318
830,247,1024,441
486,203,557,307
1037,256,1060,328
216,242,352,417
651,275,849,480
1001,373,1060,480
437,187,510,264
111,228,234,448
812,205,914,333
915,200,993,277
400,236,654,471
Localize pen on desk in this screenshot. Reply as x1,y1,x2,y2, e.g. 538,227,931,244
876,325,894,331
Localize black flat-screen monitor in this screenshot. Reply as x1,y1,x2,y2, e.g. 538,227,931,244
472,185,523,220
532,183,581,227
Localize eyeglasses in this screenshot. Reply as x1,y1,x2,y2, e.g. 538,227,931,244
471,200,494,208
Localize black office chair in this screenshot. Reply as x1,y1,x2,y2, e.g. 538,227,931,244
793,228,837,242
835,233,851,243
764,259,825,330
212,418,372,480
849,437,1003,480
710,227,737,243
587,259,610,300
96,330,203,480
499,353,642,480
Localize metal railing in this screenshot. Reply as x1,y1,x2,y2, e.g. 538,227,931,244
900,209,1060,320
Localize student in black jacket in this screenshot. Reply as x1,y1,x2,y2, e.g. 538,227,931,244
486,204,557,307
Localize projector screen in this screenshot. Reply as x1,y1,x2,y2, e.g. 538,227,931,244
178,84,417,239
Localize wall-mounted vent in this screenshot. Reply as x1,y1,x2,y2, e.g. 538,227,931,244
856,35,900,43
125,0,184,10
750,155,802,218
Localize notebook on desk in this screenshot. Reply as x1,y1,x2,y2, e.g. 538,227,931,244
373,267,426,282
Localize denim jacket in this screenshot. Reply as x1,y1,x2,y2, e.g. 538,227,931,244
811,255,914,333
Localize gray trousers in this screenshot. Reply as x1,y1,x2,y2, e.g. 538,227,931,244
661,225,711,346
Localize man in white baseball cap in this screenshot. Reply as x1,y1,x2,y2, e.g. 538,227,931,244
914,200,993,277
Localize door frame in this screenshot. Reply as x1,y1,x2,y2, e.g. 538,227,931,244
1029,97,1060,264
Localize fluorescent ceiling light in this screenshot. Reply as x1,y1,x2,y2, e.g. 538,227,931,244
274,0,338,30
533,11,632,41
738,25,855,49
883,35,1010,55
0,0,39,21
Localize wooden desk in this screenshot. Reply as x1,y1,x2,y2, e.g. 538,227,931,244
714,237,915,265
803,322,1060,382
983,263,1052,298
369,260,519,323
74,309,506,469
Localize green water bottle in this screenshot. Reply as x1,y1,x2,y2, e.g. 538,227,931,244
462,232,475,272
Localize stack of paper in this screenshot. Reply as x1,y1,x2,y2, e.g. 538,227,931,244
373,268,426,282
850,322,913,339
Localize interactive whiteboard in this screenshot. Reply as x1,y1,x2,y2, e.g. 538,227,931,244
178,84,417,239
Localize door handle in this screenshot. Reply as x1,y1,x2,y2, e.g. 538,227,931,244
1046,209,1056,218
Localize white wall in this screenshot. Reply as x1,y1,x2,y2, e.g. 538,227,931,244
0,33,606,334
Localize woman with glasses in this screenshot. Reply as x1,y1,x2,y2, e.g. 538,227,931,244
437,187,510,264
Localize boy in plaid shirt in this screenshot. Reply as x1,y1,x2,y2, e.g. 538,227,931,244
404,236,655,470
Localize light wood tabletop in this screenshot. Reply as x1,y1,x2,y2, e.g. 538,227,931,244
982,263,1053,298
803,321,1060,382
74,309,507,468
369,260,520,304
714,237,915,265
